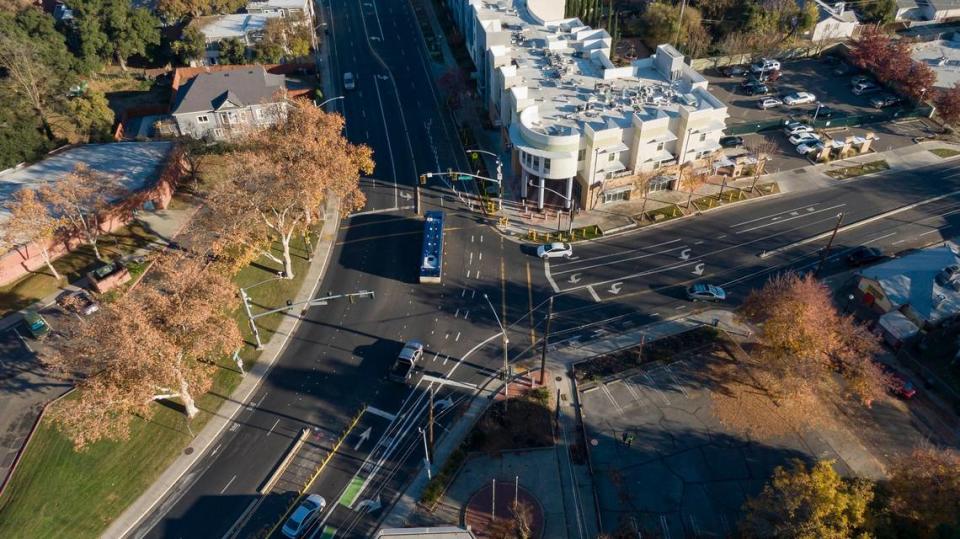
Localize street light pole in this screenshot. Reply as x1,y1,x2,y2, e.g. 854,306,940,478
317,95,345,109
815,212,844,276
539,296,553,385
467,148,504,211
484,293,509,402
238,272,284,350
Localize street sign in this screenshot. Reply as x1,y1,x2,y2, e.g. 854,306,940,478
456,174,472,181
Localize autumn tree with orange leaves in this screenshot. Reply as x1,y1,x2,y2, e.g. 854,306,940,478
43,253,241,449
203,101,373,279
2,188,64,280
741,272,886,406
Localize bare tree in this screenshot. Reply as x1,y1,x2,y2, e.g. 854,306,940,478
887,446,960,532
746,137,777,193
44,253,241,448
40,164,128,262
0,31,58,139
2,188,63,280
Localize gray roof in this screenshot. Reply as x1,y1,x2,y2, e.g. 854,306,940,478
172,67,286,115
927,0,960,10
0,142,174,227
861,243,960,325
807,0,859,23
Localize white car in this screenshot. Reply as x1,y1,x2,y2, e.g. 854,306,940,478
282,494,326,538
537,242,573,259
796,142,824,155
757,97,782,109
343,72,355,90
783,124,814,136
751,58,780,73
788,132,821,145
783,92,816,106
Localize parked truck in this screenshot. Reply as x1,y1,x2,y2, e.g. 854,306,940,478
390,340,424,382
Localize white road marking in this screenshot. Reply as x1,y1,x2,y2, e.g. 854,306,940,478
563,260,702,294
586,285,602,302
600,384,623,414
551,244,689,275
267,418,280,436
735,204,846,234
544,260,560,292
552,238,682,268
731,204,823,228
220,474,237,494
371,75,399,208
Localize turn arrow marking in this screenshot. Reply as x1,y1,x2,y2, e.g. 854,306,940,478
569,273,581,284
692,263,705,276
679,248,691,261
609,282,623,294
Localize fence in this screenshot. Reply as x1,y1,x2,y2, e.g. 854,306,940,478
689,42,843,71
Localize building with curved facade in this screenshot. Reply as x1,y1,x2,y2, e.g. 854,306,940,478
446,0,728,211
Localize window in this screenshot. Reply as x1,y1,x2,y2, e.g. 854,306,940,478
656,142,664,151
699,133,707,142
543,158,551,172
197,115,209,123
608,152,617,162
213,128,225,138
578,149,586,162
255,108,265,121
603,188,630,203
533,156,540,168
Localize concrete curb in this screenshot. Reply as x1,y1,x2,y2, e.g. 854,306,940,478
103,196,342,539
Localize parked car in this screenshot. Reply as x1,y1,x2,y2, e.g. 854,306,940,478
686,284,727,302
796,141,825,155
751,58,781,73
746,70,781,84
537,242,573,259
281,494,326,538
935,264,960,286
852,81,881,95
845,246,887,267
719,135,744,148
390,340,424,382
56,289,100,316
745,83,770,96
870,94,902,108
851,75,874,86
721,65,748,77
343,72,355,90
784,92,817,106
788,132,821,145
757,97,783,109
877,363,917,399
808,106,840,120
784,123,814,136
23,310,50,340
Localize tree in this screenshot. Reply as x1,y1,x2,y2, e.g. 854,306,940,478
0,30,61,139
2,188,64,280
65,89,115,142
0,104,56,169
639,1,707,55
886,447,960,534
849,27,893,75
934,83,960,125
798,0,819,33
39,164,128,262
741,272,886,405
63,0,161,70
218,36,247,64
157,0,246,21
900,61,936,102
859,0,896,25
43,253,241,448
204,102,373,278
438,67,469,109
741,459,874,539
254,15,313,63
172,25,206,63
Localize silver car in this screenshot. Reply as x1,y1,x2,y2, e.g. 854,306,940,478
537,242,573,259
282,494,326,538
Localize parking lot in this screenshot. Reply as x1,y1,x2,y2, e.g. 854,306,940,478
578,346,929,538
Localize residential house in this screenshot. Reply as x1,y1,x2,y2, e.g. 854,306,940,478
895,0,925,21
444,0,728,211
171,65,288,140
246,0,314,18
803,0,860,42
915,0,960,21
194,13,281,65
856,243,960,344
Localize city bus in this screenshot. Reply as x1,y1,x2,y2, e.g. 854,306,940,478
419,211,444,284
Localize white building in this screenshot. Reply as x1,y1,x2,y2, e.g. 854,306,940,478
246,0,314,18
445,0,728,210
194,0,314,65
803,1,859,43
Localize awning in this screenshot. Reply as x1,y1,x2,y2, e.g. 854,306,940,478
645,148,675,163
597,142,629,154
713,157,735,168
601,160,627,173
647,132,678,144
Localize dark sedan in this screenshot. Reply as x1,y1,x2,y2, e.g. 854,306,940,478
845,246,887,267
720,135,743,148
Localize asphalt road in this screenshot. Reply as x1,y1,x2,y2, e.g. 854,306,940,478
132,0,960,537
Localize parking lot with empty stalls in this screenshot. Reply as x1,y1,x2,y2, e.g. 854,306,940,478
577,345,931,538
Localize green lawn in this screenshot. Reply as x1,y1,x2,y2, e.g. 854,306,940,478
642,204,684,224
0,232,318,538
824,160,890,179
930,147,960,158
0,221,162,317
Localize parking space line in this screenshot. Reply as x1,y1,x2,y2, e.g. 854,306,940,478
615,378,645,406
641,372,670,405
599,384,623,414
586,285,602,303
660,515,672,539
662,364,690,399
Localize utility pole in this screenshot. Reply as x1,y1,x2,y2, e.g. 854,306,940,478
816,212,844,276
239,288,264,350
420,427,432,479
415,184,422,216
539,296,553,385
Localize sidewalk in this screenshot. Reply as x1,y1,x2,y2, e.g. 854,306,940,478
103,196,342,539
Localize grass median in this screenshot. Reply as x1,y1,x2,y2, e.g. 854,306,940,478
0,232,319,538
824,160,890,180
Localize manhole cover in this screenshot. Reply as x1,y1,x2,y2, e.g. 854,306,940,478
555,376,562,382
590,439,598,446
184,447,194,455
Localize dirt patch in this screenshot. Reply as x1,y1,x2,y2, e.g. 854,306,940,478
467,390,553,454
